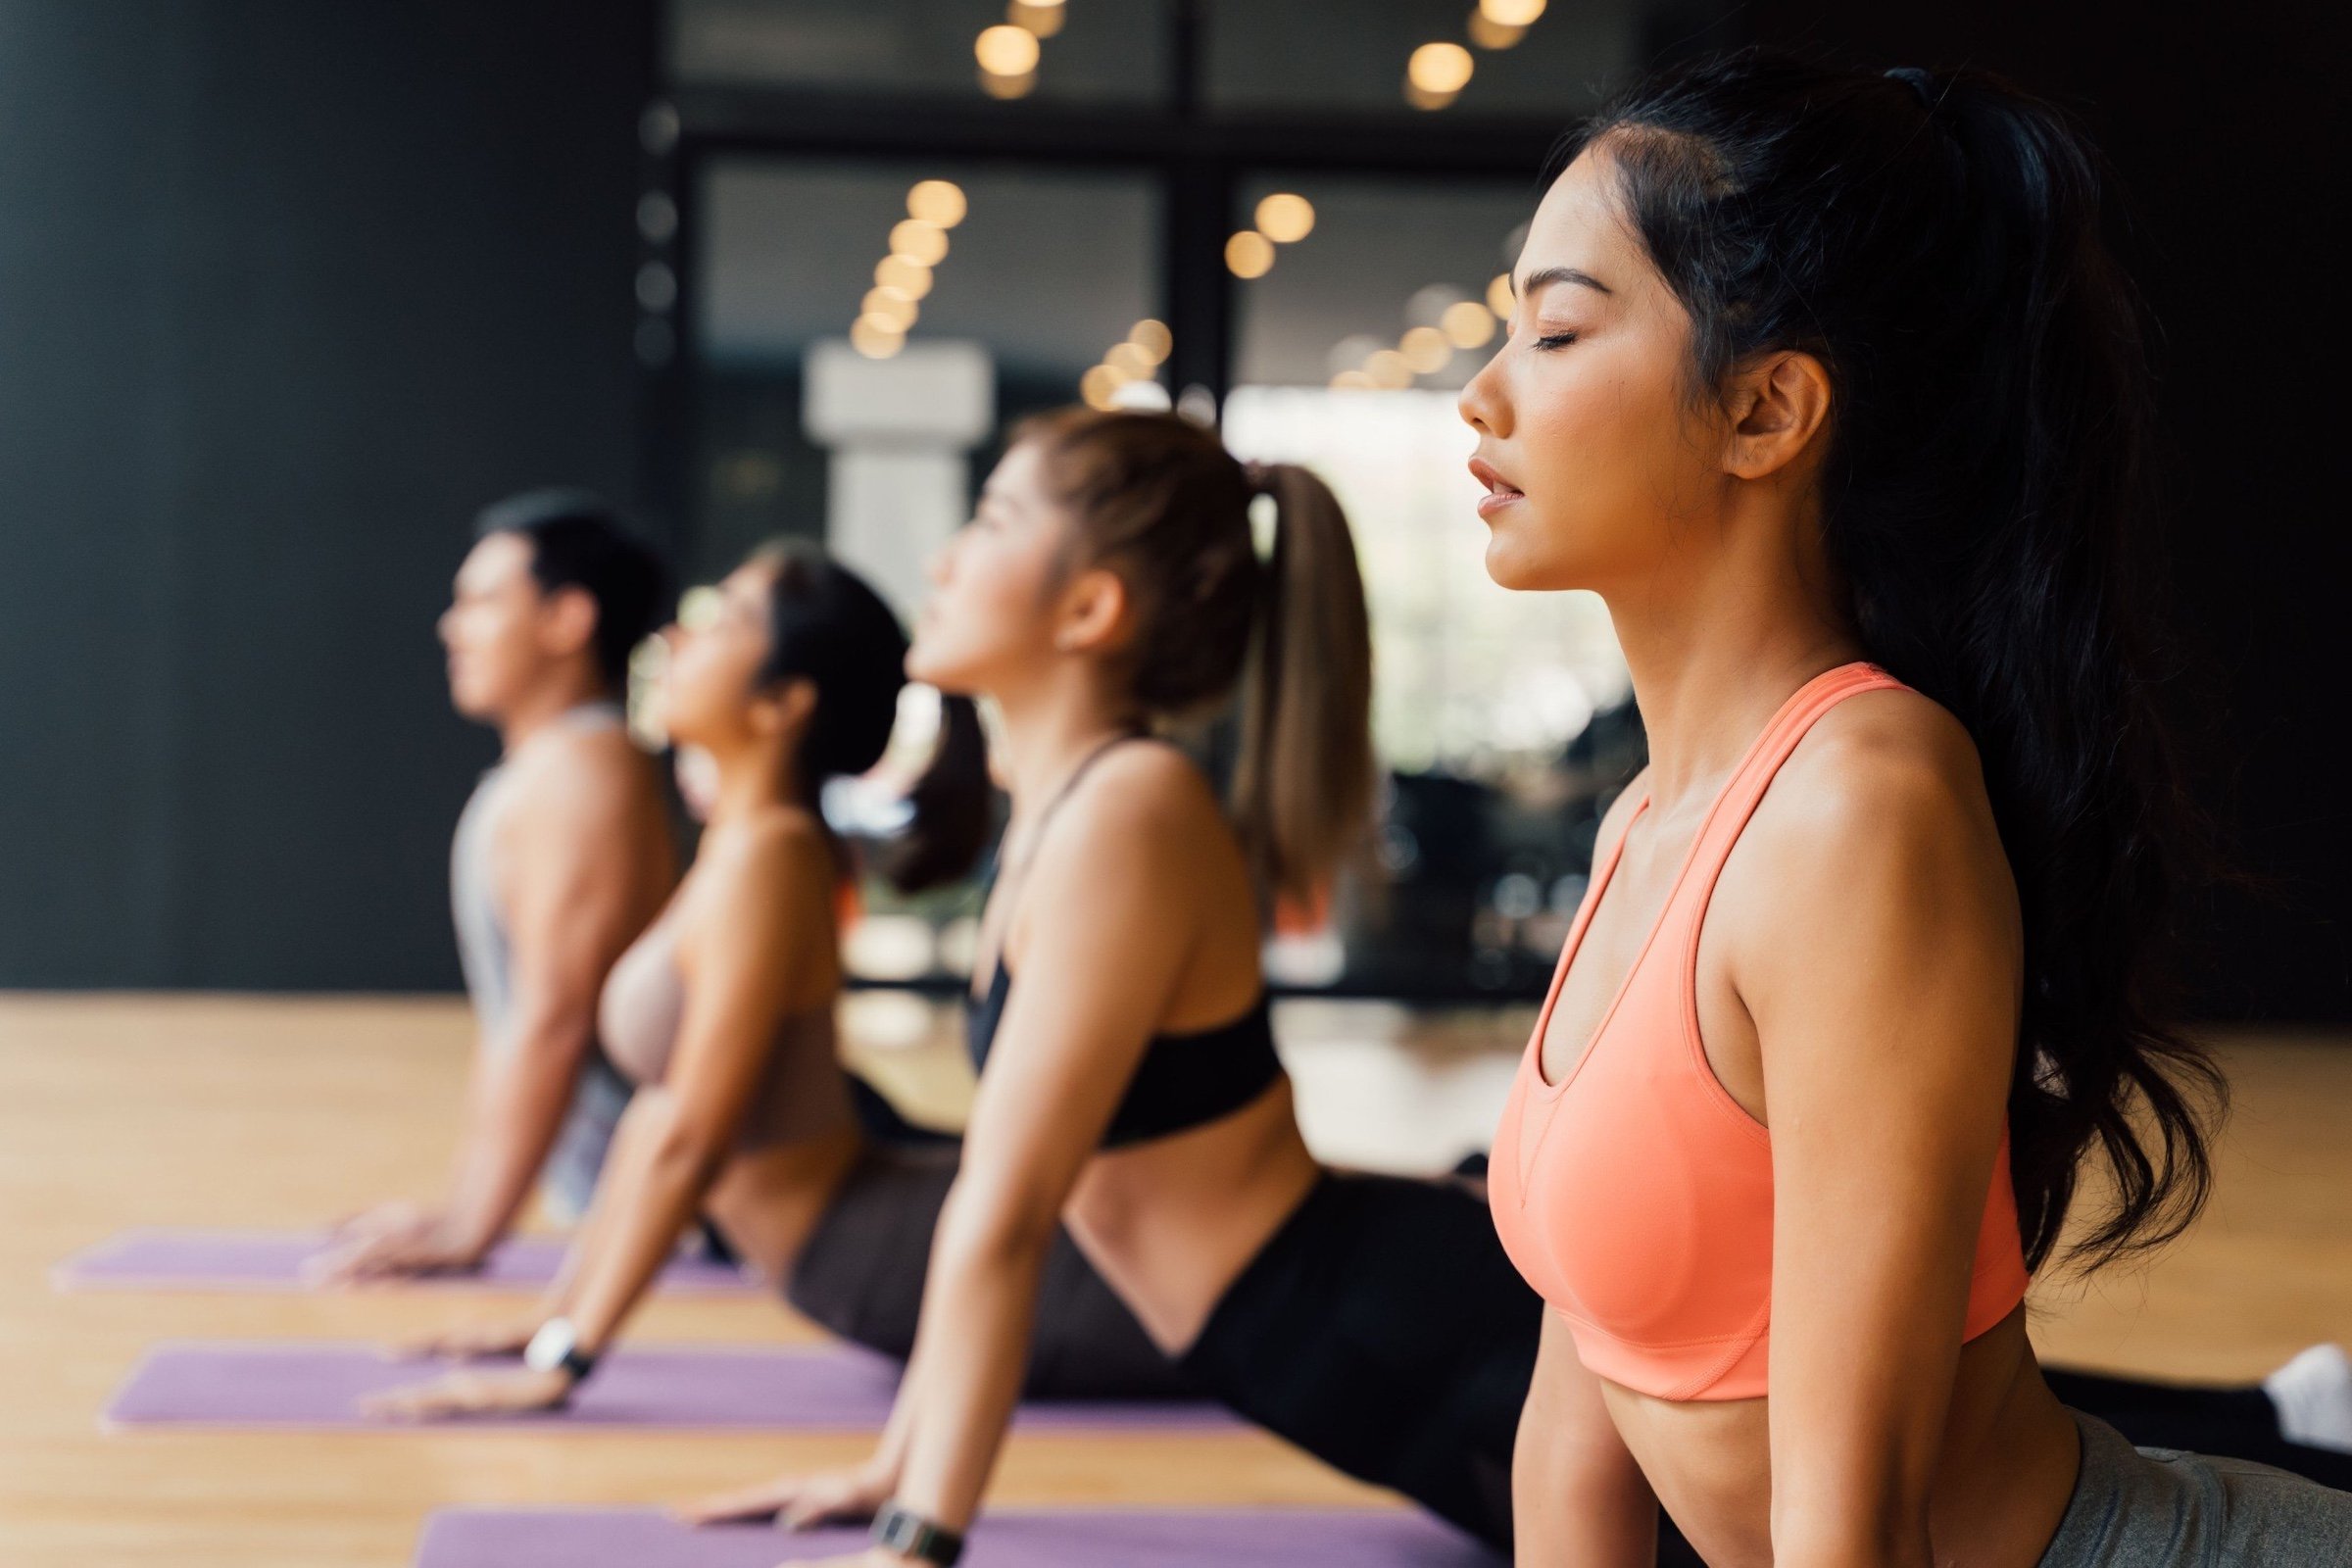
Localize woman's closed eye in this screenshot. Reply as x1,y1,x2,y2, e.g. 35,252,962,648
1533,330,1580,351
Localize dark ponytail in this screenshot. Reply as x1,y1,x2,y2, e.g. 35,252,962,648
1566,51,2221,1271
1234,464,1375,908
752,541,990,893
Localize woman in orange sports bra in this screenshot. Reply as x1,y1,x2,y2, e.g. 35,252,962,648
1466,51,2351,1568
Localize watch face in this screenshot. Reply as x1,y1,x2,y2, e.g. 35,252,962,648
522,1318,575,1374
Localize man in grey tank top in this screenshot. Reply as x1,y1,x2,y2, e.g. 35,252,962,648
321,492,677,1281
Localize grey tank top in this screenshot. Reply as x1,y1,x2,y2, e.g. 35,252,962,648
450,701,626,1043
597,896,857,1151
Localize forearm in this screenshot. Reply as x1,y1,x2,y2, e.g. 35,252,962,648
1512,1419,1656,1564
1771,1519,1934,1568
438,1020,592,1253
562,1106,721,1352
889,1215,1053,1532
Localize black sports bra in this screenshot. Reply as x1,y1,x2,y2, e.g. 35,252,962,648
963,734,1285,1150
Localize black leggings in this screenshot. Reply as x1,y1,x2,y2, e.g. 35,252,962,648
2045,1368,2352,1491
783,1143,1196,1402
1176,1171,1703,1564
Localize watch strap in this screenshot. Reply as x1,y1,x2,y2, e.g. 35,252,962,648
871,1501,964,1566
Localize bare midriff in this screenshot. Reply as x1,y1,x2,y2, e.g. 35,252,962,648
1608,1308,2080,1566
1061,1079,1322,1355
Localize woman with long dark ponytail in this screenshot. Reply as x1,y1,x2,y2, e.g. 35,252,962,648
1473,51,2352,1564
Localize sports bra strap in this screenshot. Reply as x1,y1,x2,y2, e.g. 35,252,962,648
975,727,1151,987
1665,661,1905,948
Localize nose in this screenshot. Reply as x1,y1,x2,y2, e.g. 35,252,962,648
435,606,458,647
1458,344,1509,439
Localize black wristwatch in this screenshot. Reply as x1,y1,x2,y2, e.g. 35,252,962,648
521,1317,598,1385
871,1501,965,1566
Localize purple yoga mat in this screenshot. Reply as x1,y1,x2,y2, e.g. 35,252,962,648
102,1341,1238,1433
52,1227,755,1295
415,1507,1502,1567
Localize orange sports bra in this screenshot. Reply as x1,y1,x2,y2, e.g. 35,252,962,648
1488,662,2031,1402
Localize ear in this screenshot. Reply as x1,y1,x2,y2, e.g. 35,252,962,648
1052,565,1132,657
1721,350,1832,481
538,584,602,662
750,674,817,741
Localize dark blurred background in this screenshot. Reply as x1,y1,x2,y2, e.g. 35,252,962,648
0,0,2341,1021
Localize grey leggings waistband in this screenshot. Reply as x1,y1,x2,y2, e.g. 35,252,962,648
2037,1409,2352,1566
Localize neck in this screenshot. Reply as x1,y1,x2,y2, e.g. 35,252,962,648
1603,489,1862,808
496,666,612,754
987,663,1143,812
703,733,803,829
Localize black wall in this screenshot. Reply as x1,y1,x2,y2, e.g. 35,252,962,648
0,1,653,988
1740,1,2352,1020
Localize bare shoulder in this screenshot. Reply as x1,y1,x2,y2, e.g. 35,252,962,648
1029,740,1230,894
508,721,658,824
1753,686,1993,858
695,808,834,908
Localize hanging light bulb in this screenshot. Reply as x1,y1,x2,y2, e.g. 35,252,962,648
1400,326,1454,375
876,256,935,300
906,180,968,228
889,220,950,267
1225,230,1276,279
1254,193,1316,244
974,24,1042,77
1407,42,1475,95
1127,318,1173,365
1442,299,1498,349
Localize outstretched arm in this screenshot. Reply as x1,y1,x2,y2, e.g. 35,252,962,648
1742,722,2022,1568
326,749,657,1282
1513,1309,1658,1563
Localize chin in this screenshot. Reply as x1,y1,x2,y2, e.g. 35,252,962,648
903,641,964,693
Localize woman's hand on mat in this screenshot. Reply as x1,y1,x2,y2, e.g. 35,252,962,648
313,1212,485,1285
396,1316,539,1360
361,1364,575,1420
675,1461,895,1530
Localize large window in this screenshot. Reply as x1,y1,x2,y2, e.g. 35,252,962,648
647,0,1718,998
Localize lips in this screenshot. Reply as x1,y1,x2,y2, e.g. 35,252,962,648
1469,456,1524,516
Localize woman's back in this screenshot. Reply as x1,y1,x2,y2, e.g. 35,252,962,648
973,740,1321,1351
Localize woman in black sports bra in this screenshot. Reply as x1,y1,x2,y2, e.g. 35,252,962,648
687,407,1563,1561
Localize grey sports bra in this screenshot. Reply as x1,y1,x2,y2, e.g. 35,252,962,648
598,898,857,1152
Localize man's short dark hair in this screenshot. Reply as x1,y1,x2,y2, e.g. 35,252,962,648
475,488,673,691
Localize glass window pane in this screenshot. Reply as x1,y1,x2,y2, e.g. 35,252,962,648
671,0,1170,107
691,156,1163,982
1225,172,1639,996
1205,0,1644,119
694,156,1161,581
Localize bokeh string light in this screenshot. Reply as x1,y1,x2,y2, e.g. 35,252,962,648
978,0,1066,100
1410,0,1550,109
851,179,968,360
1081,318,1173,411
1226,191,1314,280
1327,274,1511,390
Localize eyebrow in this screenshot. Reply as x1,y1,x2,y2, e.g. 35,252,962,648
1513,266,1614,300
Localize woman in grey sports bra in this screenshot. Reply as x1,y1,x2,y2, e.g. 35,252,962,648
368,542,1187,1422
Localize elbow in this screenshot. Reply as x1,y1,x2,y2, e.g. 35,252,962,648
1771,1498,1932,1568
626,1091,731,1189
934,1176,1061,1279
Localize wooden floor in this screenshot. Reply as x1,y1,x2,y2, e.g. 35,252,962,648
1,994,2346,1566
